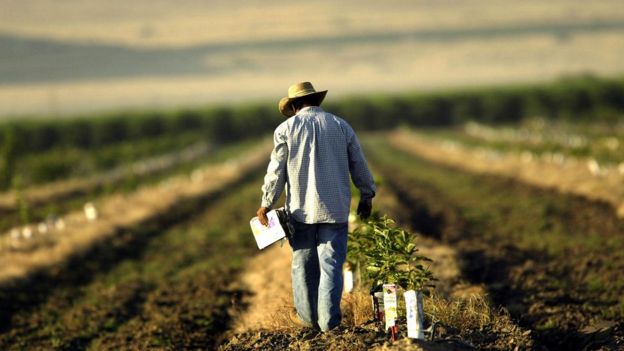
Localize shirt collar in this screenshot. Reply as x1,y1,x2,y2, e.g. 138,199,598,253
299,106,323,113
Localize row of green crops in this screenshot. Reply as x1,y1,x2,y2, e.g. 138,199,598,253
3,75,623,155
0,106,278,157
1,74,623,189
18,131,206,186
327,75,624,129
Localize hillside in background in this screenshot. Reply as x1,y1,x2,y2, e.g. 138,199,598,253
1,0,624,117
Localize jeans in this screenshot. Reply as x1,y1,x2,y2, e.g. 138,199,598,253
289,220,348,331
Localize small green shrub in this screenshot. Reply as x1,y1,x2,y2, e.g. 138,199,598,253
348,215,435,293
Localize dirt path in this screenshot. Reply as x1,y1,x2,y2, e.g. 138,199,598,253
232,244,293,332
231,235,468,333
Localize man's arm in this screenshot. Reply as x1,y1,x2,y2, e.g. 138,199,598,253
258,126,288,225
346,127,376,218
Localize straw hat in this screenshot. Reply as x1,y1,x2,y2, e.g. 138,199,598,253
278,82,328,117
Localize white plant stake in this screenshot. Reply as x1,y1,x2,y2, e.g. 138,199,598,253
55,218,66,230
37,222,48,234
84,202,98,221
21,227,33,239
383,284,398,331
405,290,425,339
343,265,354,293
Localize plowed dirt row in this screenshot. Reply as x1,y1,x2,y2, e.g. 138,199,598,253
364,135,624,350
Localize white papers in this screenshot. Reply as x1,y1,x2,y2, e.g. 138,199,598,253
343,266,354,293
250,210,286,250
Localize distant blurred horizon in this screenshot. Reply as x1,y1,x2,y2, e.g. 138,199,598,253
1,0,624,118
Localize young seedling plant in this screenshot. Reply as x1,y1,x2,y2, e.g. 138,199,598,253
348,215,435,294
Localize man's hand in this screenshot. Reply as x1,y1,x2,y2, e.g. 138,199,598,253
257,207,269,226
356,198,372,220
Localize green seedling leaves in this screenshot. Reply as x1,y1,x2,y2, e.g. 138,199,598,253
348,214,436,293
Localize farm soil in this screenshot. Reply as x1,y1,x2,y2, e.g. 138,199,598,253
0,169,269,350
2,135,623,350
219,241,530,350
365,136,624,350
218,242,479,351
219,178,532,350
0,142,271,283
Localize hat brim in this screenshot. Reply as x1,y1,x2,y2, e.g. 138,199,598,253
278,90,327,117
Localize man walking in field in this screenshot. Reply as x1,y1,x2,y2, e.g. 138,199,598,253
257,82,376,332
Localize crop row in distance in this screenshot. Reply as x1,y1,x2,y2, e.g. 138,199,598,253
14,131,208,187
0,139,261,235
1,142,269,287
1,74,623,189
412,120,623,167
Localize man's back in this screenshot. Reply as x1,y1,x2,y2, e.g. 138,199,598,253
280,106,353,223
261,105,374,224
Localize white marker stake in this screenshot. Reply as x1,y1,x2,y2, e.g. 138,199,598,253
84,202,98,221
55,218,66,231
405,290,425,339
383,284,398,331
38,222,48,234
343,266,354,293
21,227,33,239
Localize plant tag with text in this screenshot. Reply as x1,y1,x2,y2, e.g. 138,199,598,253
404,290,425,339
383,284,398,330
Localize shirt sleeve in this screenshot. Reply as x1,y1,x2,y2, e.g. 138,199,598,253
261,124,288,208
346,125,376,200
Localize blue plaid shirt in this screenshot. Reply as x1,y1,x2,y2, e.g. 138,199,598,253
261,106,376,224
